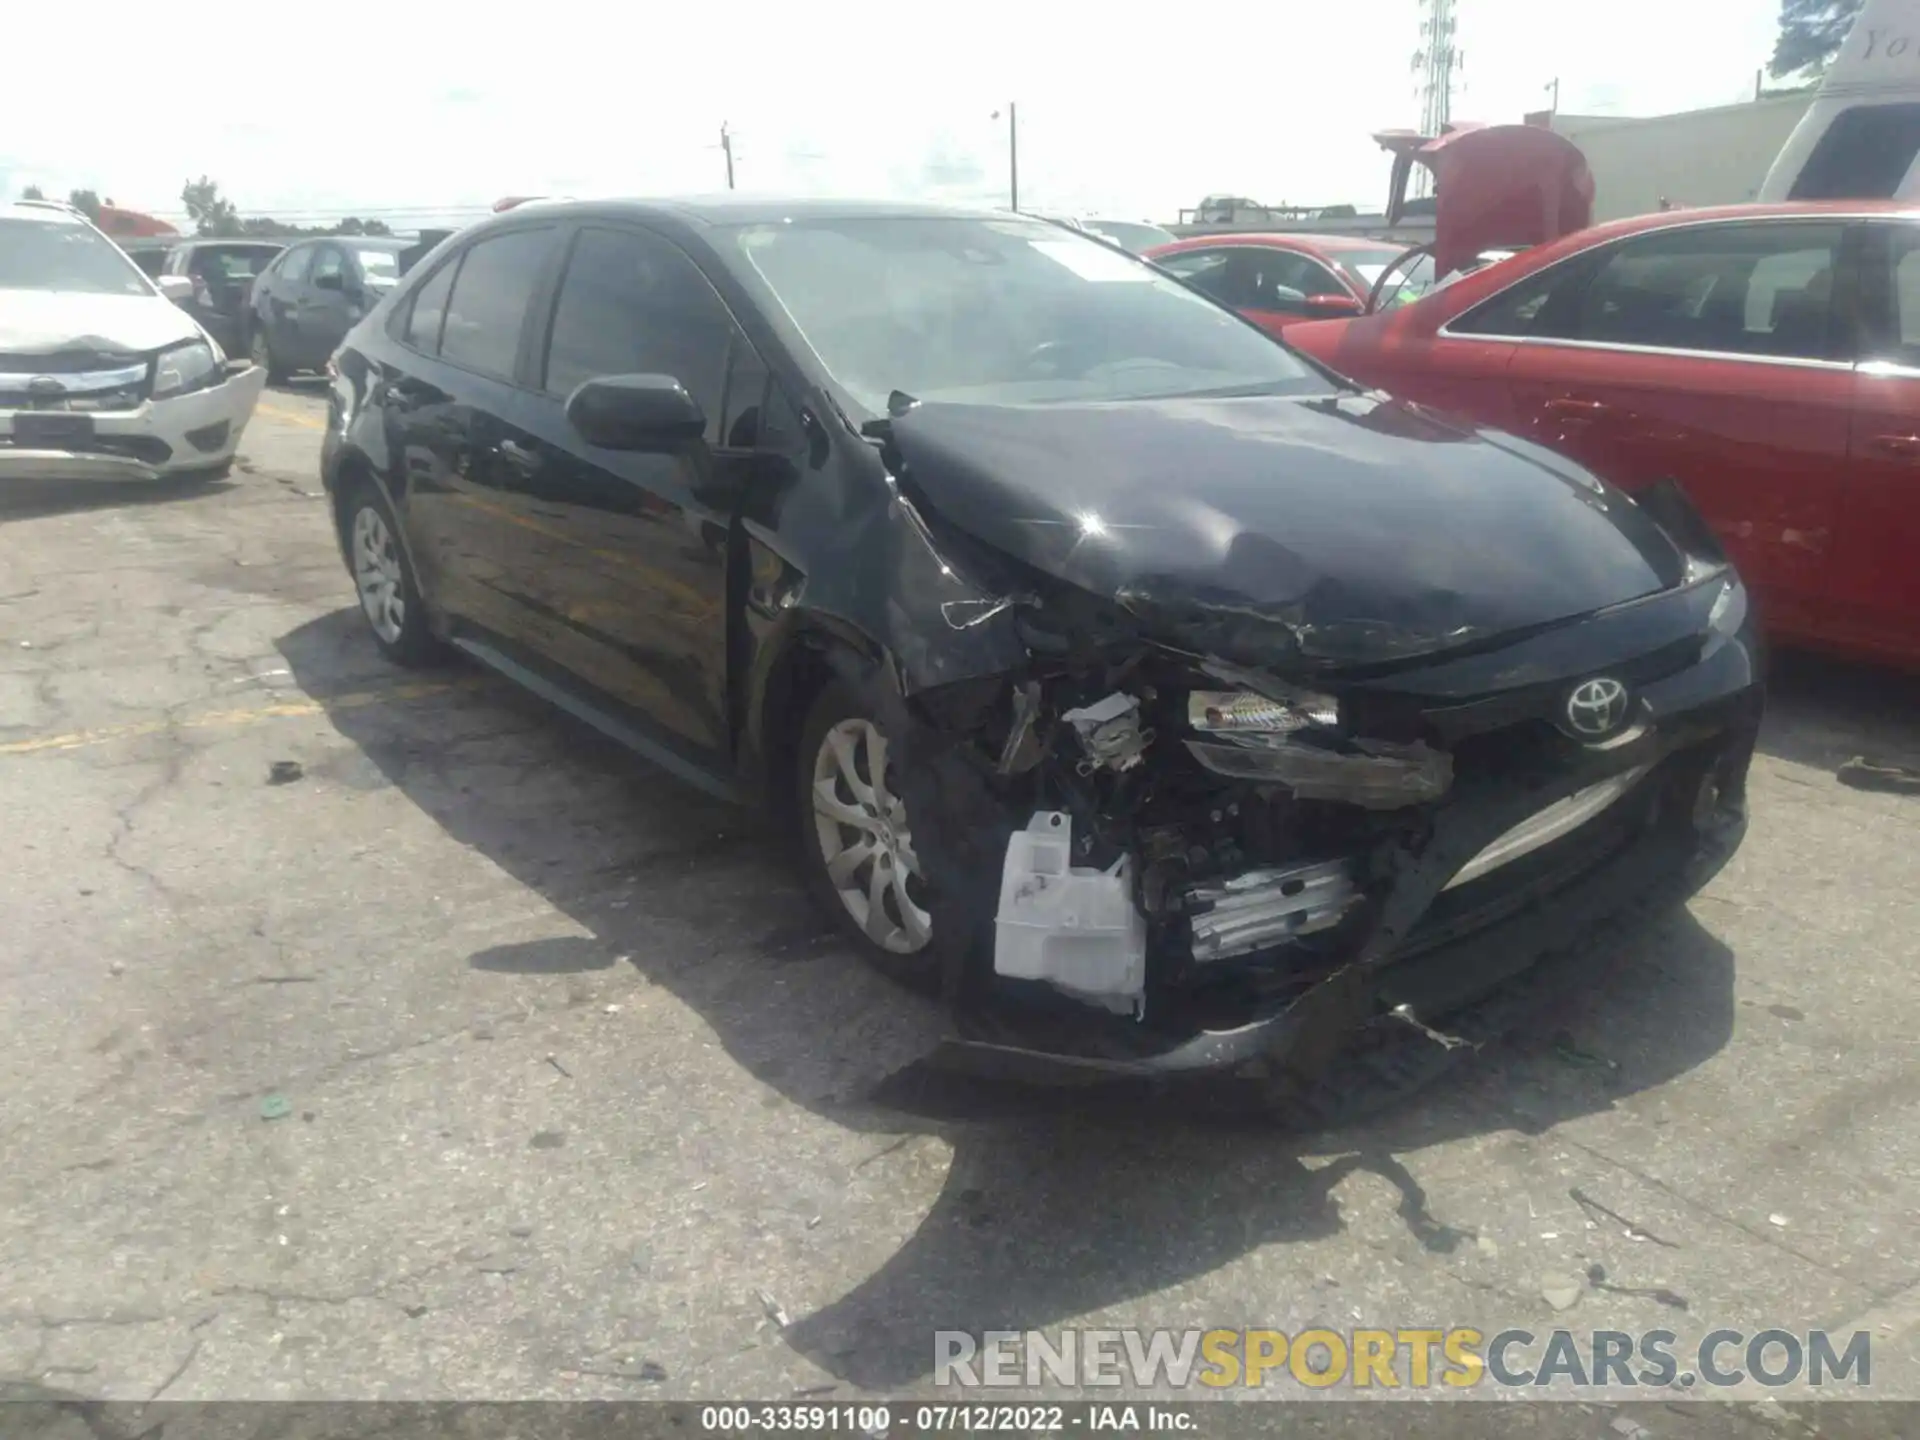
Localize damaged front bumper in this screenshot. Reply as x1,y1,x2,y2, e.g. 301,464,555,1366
901,574,1762,1088
0,362,266,483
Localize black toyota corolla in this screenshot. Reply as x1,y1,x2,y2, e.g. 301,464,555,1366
321,197,1760,1115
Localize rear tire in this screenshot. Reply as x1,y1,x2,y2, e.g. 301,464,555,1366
795,679,940,991
342,481,440,667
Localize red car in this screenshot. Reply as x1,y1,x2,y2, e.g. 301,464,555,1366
1144,233,1402,336
1283,132,1920,669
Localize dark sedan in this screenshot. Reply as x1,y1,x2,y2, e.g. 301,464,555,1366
319,198,1761,1118
249,235,407,381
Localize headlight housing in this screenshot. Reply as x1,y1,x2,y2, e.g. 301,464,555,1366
1702,575,1749,659
152,340,219,399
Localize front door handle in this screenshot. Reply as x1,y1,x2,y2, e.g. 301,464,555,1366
1542,397,1612,419
1870,433,1920,459
496,438,540,475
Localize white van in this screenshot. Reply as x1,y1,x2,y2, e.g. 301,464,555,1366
1759,0,1920,201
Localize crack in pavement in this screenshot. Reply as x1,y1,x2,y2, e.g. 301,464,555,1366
1559,1133,1856,1281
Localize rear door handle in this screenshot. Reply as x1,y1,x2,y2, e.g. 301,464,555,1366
1543,397,1612,418
1870,433,1920,459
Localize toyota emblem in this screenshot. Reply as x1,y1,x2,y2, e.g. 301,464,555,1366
26,376,64,396
1565,677,1631,737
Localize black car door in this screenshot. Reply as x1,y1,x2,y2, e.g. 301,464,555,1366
258,244,312,355
298,244,359,369
477,222,747,757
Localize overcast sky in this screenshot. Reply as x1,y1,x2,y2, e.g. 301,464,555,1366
0,0,1783,230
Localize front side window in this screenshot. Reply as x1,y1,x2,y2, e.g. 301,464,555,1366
279,245,314,285
310,246,347,288
542,226,733,440
438,227,556,381
1546,222,1846,361
721,216,1325,413
0,216,150,296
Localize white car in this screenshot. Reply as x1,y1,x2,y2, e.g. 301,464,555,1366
1,201,267,484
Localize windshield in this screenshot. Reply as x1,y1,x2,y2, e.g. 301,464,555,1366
1,217,150,296
1084,220,1179,253
724,215,1325,412
1346,250,1439,307
1349,249,1521,309
357,248,400,282
191,245,281,281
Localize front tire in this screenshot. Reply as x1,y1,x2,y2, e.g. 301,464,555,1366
344,482,440,667
795,680,938,988
250,321,289,384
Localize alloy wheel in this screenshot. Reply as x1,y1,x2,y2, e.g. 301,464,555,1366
351,506,407,645
810,717,932,955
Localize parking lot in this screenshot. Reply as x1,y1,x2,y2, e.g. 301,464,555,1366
3,386,1920,1412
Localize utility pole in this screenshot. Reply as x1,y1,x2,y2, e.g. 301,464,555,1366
1411,0,1460,197
721,123,736,190
992,104,1019,211
1547,76,1560,113
1008,101,1019,212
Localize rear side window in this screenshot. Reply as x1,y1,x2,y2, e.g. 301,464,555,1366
439,227,556,381
403,257,457,353
1789,104,1920,201
1545,222,1846,361
1448,264,1568,337
1873,224,1920,365
541,226,734,441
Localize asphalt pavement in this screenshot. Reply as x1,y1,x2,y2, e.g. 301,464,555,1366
3,384,1919,1426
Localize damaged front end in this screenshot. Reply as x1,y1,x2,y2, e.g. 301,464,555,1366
856,410,1761,1096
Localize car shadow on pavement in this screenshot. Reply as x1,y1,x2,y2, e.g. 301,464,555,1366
0,471,235,523
277,608,1738,1393
1758,646,1920,775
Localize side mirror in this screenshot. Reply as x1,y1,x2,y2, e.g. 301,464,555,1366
1304,292,1366,318
156,274,193,304
566,374,706,451
313,271,345,292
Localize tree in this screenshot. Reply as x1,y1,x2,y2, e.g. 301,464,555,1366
1770,0,1864,78
67,188,101,222
21,183,44,200
181,175,241,236
334,216,393,237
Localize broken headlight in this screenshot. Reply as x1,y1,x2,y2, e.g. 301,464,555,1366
1184,732,1452,807
153,339,220,398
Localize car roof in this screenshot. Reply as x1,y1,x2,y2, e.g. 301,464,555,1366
275,234,410,251
1559,199,1918,242
3,200,87,225
491,195,1019,227
1149,232,1408,257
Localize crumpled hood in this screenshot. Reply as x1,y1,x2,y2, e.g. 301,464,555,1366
889,391,1688,669
0,289,199,356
